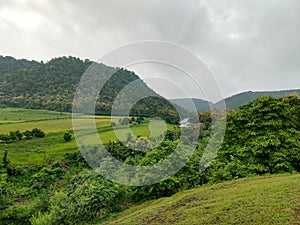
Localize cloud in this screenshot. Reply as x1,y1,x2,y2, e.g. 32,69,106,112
0,0,299,101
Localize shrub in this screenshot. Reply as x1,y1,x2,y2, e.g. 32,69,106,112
63,132,72,142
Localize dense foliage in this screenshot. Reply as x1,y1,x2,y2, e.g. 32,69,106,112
218,89,300,110
0,56,180,123
0,95,299,224
207,95,300,182
0,128,45,143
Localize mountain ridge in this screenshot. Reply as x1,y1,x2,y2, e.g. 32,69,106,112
171,89,300,112
0,56,180,123
1,55,299,113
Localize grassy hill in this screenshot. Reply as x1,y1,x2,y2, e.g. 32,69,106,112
101,174,300,225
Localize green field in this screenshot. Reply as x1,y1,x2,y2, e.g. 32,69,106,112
0,108,172,166
0,108,70,124
101,174,300,225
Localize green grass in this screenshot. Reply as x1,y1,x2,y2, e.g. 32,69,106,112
0,107,70,124
101,174,300,225
1,132,78,166
0,108,173,166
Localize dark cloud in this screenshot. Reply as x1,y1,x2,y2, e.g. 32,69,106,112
0,0,299,101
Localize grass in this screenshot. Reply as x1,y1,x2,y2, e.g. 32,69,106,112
0,107,70,124
0,108,172,166
101,174,300,225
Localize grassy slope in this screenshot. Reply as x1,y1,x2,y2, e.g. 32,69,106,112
0,108,171,166
102,174,300,225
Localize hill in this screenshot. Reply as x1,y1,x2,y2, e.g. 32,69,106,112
0,56,39,75
0,56,180,122
102,174,300,225
218,89,300,110
170,98,212,112
171,89,300,112
1,95,299,224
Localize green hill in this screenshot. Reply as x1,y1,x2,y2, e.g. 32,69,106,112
171,90,300,112
170,98,212,112
0,56,39,75
102,174,300,225
0,56,180,123
217,89,300,110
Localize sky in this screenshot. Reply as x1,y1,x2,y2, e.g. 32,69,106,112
0,0,300,102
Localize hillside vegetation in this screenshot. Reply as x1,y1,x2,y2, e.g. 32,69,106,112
219,89,300,110
101,174,300,225
0,56,299,225
171,89,300,112
0,95,299,225
0,56,180,123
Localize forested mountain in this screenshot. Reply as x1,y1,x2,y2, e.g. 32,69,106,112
170,98,212,112
0,56,39,74
0,56,179,122
1,55,299,116
172,89,300,112
218,89,300,110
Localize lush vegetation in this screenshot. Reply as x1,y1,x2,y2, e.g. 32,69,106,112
0,94,299,224
0,128,45,143
0,56,39,75
171,98,211,112
217,89,300,110
172,89,300,112
0,56,180,123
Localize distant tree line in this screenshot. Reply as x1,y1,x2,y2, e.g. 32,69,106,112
0,128,45,143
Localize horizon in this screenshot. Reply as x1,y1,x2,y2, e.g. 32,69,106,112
1,1,300,102
1,54,298,103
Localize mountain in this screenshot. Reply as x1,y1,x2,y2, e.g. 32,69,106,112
170,98,212,112
171,89,300,112
1,55,298,115
218,89,300,110
0,56,180,123
0,55,39,74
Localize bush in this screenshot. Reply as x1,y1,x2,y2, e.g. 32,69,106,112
30,170,124,225
63,132,72,142
31,128,45,138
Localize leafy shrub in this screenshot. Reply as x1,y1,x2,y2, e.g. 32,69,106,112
31,128,45,138
30,170,125,225
63,132,72,142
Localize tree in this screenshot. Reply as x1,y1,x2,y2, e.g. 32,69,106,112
15,130,23,140
31,128,45,138
2,150,9,170
23,130,32,139
209,96,300,182
63,132,72,142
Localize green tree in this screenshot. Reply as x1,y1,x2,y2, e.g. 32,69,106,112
63,132,72,142
209,96,300,182
31,128,45,138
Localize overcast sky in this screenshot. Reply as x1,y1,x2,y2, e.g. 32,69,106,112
1,0,299,102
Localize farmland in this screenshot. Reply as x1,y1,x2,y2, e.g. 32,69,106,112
0,108,171,166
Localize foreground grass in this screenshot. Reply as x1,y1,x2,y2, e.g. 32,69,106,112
101,174,300,225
